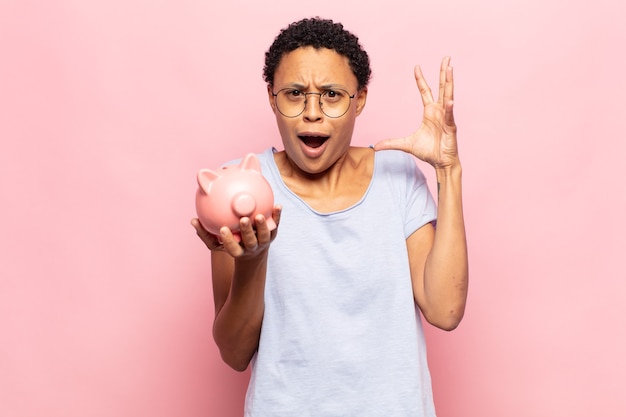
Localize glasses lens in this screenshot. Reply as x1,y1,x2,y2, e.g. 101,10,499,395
320,89,351,118
274,89,352,118
275,89,305,118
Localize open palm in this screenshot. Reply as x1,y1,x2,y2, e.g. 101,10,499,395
374,57,459,169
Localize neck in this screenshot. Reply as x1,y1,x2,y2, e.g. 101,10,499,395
273,147,375,213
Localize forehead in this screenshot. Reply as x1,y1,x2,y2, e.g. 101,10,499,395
274,47,357,88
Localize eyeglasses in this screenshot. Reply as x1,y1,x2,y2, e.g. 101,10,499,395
272,88,356,118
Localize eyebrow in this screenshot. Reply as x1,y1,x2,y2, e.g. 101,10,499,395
281,82,349,91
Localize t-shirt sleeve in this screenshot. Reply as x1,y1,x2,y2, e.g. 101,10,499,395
391,151,438,238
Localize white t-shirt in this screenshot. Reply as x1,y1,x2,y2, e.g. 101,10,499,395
244,147,438,417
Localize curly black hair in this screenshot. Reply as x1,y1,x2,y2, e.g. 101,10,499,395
263,17,371,90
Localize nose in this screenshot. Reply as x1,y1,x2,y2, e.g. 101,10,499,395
302,93,323,121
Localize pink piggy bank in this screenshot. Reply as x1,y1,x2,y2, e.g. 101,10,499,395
195,153,276,242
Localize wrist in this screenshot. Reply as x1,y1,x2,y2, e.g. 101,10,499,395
435,161,462,181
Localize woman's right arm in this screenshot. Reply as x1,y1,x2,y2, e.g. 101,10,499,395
192,206,281,371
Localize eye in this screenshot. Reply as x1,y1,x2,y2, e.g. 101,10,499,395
283,89,304,100
323,89,344,103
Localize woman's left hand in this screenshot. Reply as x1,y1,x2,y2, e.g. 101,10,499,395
374,56,459,170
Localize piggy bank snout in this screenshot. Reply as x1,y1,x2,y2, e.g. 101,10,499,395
231,192,256,217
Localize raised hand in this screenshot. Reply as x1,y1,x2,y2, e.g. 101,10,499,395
374,57,459,170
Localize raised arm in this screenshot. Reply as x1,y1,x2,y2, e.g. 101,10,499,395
374,57,468,330
191,206,282,370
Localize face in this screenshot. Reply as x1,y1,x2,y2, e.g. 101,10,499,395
267,47,367,175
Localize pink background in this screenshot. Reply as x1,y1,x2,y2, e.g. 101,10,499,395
1,1,624,416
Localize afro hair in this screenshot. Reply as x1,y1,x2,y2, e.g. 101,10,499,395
263,17,372,90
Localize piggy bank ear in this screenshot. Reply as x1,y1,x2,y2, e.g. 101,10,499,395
197,169,220,193
240,153,261,173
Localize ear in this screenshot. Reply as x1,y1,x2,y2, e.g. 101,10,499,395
240,153,261,172
267,85,277,113
197,169,220,193
354,87,368,116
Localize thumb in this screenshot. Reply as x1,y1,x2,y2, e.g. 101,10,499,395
372,136,413,153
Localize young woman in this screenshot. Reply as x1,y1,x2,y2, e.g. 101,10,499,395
192,17,468,416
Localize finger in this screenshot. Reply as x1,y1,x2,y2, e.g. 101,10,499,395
444,65,456,128
191,218,223,250
239,217,258,250
254,214,271,245
372,136,413,153
272,205,282,227
268,205,282,240
414,65,434,106
445,99,456,128
220,226,244,257
191,217,208,236
438,56,451,105
443,64,454,107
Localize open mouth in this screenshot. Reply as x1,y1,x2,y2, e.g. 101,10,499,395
298,135,329,148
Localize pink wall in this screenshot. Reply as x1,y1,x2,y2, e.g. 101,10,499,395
1,1,624,416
